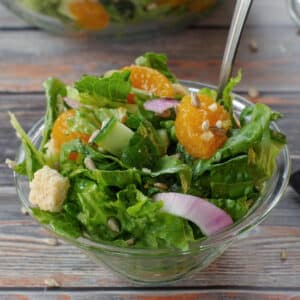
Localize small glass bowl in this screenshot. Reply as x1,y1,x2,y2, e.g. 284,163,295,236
1,0,219,37
14,81,291,284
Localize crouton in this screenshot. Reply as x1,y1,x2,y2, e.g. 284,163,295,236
29,166,70,212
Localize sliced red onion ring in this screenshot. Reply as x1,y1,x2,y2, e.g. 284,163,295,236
64,97,82,109
143,99,179,114
153,193,233,235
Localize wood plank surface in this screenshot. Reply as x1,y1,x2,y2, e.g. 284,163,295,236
0,185,300,289
1,291,300,300
1,25,300,93
1,0,300,296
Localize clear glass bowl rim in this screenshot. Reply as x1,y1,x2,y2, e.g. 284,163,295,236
14,80,291,256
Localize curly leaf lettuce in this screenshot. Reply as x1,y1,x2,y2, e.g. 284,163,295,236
40,77,67,151
73,70,131,107
135,52,177,83
9,113,44,180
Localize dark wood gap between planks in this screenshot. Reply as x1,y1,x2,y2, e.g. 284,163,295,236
1,286,300,293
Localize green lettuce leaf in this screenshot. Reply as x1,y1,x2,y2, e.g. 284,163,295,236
121,120,161,169
210,155,254,198
67,107,101,135
150,155,192,193
212,103,273,163
9,113,44,180
114,185,195,249
135,52,177,83
249,126,286,183
59,139,125,176
209,198,249,221
70,168,141,189
218,70,242,116
32,208,82,239
40,77,67,151
73,70,131,107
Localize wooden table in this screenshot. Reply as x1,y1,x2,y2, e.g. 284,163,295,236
1,1,300,299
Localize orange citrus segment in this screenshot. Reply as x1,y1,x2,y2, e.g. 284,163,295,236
52,109,90,152
175,94,231,159
69,0,109,30
123,65,175,98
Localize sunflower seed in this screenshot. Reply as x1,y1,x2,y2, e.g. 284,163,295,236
216,120,223,129
154,182,168,190
208,103,217,112
44,278,59,288
44,237,59,246
191,91,200,107
201,131,214,141
233,113,241,128
107,217,120,233
280,249,288,261
201,120,210,131
172,83,189,96
21,206,29,215
5,159,16,169
249,39,258,52
126,238,135,246
84,157,96,170
248,87,260,99
88,129,101,144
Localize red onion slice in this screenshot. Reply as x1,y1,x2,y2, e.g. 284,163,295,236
64,97,82,109
153,193,233,235
143,99,179,114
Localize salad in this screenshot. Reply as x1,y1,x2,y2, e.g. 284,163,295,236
8,52,286,250
17,0,217,31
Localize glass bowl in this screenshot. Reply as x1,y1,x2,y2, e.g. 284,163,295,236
1,0,219,37
14,81,291,284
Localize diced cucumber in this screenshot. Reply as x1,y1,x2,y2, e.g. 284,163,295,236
91,117,134,157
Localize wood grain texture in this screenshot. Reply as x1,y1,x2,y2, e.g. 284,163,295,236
1,291,300,300
0,184,300,288
1,0,300,295
0,26,300,93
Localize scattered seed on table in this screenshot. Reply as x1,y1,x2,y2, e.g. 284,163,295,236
249,39,258,52
280,249,288,261
44,278,60,288
44,237,59,246
21,206,29,215
248,87,260,99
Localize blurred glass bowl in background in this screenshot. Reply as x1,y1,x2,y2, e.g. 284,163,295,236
14,81,291,284
1,0,219,37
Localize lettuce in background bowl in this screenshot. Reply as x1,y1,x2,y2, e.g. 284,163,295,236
1,0,219,37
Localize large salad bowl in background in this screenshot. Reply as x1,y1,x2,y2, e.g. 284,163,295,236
1,0,218,37
14,80,291,284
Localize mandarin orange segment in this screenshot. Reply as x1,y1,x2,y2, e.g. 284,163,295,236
52,109,90,152
123,65,175,98
69,0,109,30
175,94,231,159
